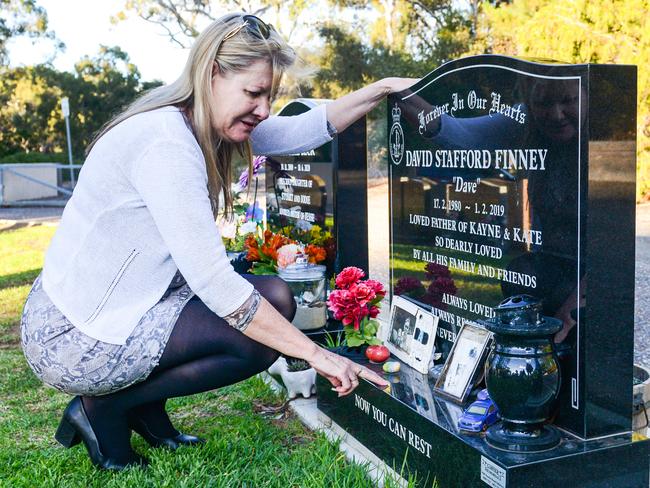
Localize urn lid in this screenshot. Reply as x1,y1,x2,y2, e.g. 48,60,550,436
482,294,562,336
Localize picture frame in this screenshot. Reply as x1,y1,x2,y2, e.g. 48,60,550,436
433,323,492,404
384,296,438,374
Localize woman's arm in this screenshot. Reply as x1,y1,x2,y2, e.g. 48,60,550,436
243,298,388,396
133,138,385,396
251,77,418,156
326,77,418,133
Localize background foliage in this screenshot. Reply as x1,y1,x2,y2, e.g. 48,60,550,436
469,0,650,198
2,0,649,198
0,46,161,161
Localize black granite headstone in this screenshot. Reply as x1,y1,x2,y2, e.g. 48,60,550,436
265,98,368,275
388,55,636,440
317,55,648,487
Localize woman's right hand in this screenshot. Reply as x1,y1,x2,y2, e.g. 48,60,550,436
307,347,388,397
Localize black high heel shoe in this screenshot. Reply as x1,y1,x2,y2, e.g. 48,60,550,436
55,397,149,471
129,417,205,450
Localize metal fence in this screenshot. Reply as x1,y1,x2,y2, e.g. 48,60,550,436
0,163,82,206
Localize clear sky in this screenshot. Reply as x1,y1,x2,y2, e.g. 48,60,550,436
7,0,189,83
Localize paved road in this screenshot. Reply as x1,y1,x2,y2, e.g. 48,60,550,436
635,204,650,366
3,194,650,366
0,205,64,223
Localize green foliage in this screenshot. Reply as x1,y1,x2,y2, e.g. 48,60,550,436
297,0,473,104
469,0,650,200
286,358,311,372
0,0,60,65
113,0,470,103
223,233,248,252
307,24,433,102
344,319,382,347
249,261,278,275
0,47,162,159
279,223,333,247
112,0,313,47
0,151,67,163
324,331,344,348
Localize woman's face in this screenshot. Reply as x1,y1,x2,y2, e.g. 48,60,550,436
529,80,583,143
210,59,272,143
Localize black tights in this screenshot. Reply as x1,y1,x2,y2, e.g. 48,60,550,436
81,275,296,459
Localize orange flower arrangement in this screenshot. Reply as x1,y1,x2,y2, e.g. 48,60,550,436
304,244,327,264
244,234,261,261
245,230,327,275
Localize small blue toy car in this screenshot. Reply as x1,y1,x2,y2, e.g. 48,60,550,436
458,389,499,432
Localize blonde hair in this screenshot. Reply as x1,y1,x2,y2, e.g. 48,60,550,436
90,13,296,217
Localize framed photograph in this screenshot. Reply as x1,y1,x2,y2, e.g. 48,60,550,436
434,323,492,404
385,296,438,374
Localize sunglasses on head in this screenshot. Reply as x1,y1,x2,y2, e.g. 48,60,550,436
222,14,273,43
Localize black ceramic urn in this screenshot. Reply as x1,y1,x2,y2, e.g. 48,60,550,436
482,295,563,452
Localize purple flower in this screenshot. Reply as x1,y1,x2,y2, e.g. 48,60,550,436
238,156,267,191
424,263,451,281
394,276,425,296
427,277,458,300
245,202,264,221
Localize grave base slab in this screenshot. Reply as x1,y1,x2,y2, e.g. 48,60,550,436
316,360,650,488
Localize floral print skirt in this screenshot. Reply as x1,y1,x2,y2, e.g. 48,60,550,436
20,274,194,396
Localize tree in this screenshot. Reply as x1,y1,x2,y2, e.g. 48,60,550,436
305,24,427,100
326,0,472,64
110,0,476,180
111,0,312,47
114,0,473,82
468,0,650,199
0,47,162,159
0,0,60,65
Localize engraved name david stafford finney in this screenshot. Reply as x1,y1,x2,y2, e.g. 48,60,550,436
354,394,433,458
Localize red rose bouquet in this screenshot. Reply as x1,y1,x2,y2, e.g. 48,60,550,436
327,266,386,347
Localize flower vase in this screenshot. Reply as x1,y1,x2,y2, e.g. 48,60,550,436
267,357,316,399
283,368,317,399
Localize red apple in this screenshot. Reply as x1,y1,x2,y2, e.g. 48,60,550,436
365,345,390,363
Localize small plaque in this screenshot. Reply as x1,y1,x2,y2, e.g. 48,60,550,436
480,456,506,488
385,296,438,374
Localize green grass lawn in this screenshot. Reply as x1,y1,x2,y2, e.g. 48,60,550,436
0,225,420,487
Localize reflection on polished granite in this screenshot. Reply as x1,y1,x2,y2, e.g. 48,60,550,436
362,357,642,467
319,356,650,486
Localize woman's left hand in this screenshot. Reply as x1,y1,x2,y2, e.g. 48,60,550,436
379,77,420,94
326,77,420,134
